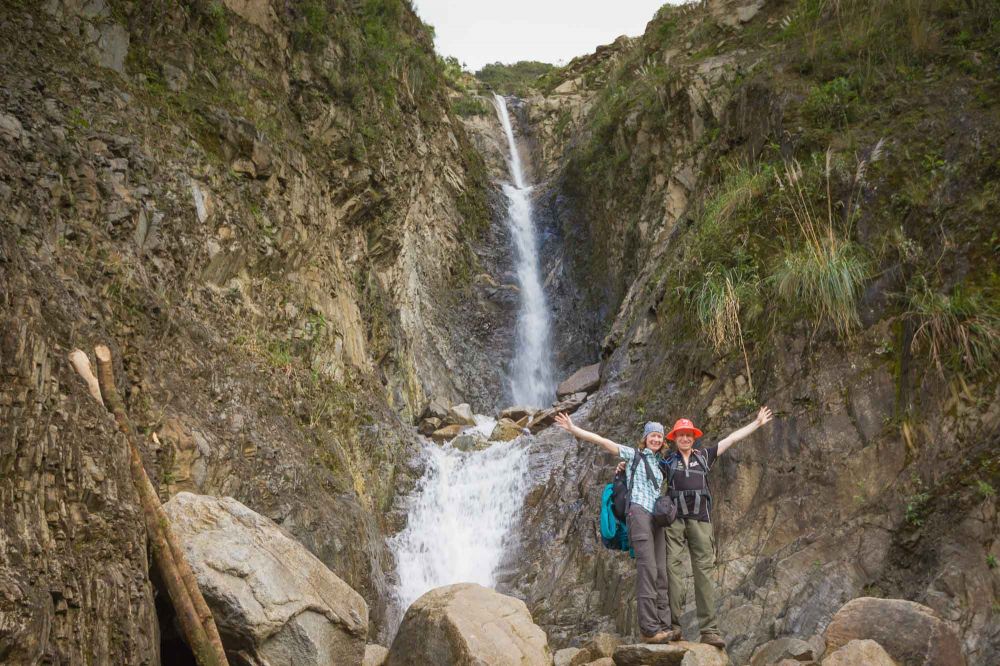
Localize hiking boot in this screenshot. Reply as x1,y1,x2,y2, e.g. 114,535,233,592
665,627,683,642
642,630,672,644
700,632,726,648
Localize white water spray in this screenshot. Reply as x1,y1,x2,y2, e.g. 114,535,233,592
389,435,528,625
493,94,555,407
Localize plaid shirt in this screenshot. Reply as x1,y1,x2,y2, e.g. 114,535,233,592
618,445,664,513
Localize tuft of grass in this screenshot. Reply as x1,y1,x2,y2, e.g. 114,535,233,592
905,491,929,526
691,266,762,389
988,554,998,569
772,152,871,338
976,480,996,499
451,94,489,117
906,278,1000,376
803,76,859,128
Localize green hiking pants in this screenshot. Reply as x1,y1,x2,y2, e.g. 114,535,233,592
666,517,719,635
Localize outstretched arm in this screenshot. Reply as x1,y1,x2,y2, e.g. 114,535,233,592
717,406,773,456
554,413,621,456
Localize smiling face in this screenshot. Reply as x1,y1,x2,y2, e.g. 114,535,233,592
644,431,665,453
674,430,696,453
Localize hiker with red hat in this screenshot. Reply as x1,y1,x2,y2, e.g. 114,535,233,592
660,406,773,648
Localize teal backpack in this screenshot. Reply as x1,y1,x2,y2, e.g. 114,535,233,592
600,483,634,557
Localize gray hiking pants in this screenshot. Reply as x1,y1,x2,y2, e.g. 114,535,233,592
627,505,672,636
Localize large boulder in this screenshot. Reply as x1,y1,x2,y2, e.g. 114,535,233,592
821,639,898,666
162,493,368,665
556,363,601,398
491,417,525,442
750,637,816,665
431,424,465,442
386,583,550,666
612,641,729,666
822,598,965,666
570,633,621,665
364,644,390,666
501,405,537,421
446,403,477,426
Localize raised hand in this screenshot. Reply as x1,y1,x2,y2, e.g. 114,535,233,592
756,406,773,426
554,412,574,433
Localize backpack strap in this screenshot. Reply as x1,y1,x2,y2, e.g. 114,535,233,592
624,452,642,512
638,453,663,493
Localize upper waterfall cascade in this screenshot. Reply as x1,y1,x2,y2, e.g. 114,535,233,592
493,94,555,408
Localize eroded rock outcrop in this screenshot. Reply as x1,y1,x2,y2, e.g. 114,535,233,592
386,583,551,666
163,492,368,665
612,641,729,666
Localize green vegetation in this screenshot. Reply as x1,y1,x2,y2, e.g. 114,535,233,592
905,491,929,526
475,60,555,96
977,480,996,499
988,554,998,569
452,94,490,117
907,278,1000,376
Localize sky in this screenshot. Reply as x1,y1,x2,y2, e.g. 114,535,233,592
411,1,679,72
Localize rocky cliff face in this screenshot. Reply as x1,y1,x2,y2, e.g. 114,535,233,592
0,0,515,656
505,1,999,664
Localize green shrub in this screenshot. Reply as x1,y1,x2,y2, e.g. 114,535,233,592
452,94,489,117
803,76,859,127
907,278,1000,375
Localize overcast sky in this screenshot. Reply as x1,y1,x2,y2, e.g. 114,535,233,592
411,1,679,72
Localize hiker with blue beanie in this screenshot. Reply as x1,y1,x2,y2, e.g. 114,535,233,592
554,413,679,644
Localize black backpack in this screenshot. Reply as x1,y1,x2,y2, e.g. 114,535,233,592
611,453,678,527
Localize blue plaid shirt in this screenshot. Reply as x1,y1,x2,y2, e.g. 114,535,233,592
618,445,664,513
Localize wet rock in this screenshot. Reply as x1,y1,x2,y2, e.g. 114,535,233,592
750,637,815,665
821,639,897,666
612,641,730,665
364,644,390,666
822,598,964,666
386,583,550,666
452,433,489,452
163,493,368,665
490,417,524,442
501,405,537,421
418,416,441,436
446,402,476,426
431,424,465,442
557,363,601,398
528,392,588,432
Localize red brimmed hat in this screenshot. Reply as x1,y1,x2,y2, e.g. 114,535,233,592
666,418,703,440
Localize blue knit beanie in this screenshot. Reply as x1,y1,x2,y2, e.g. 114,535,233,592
642,421,665,440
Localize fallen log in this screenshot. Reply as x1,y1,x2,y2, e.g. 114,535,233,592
71,346,228,666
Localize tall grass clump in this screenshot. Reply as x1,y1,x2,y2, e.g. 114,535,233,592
772,147,878,338
907,278,1000,376
692,266,763,389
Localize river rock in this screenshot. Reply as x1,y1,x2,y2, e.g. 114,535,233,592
418,416,441,436
452,433,489,452
422,397,450,420
528,392,588,432
750,637,815,665
491,417,524,442
364,644,390,666
556,647,583,666
431,424,465,442
570,632,621,664
822,597,965,666
821,639,897,666
502,405,537,421
386,583,551,666
446,402,476,426
162,493,368,665
612,641,730,666
556,363,601,398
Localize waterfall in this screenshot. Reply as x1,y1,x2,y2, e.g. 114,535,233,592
493,94,555,408
386,96,551,637
388,435,529,630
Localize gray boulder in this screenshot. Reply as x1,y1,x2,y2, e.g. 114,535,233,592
821,639,897,666
364,644,390,666
822,597,965,666
750,637,816,665
162,493,368,665
556,363,601,398
446,402,476,426
386,583,550,666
